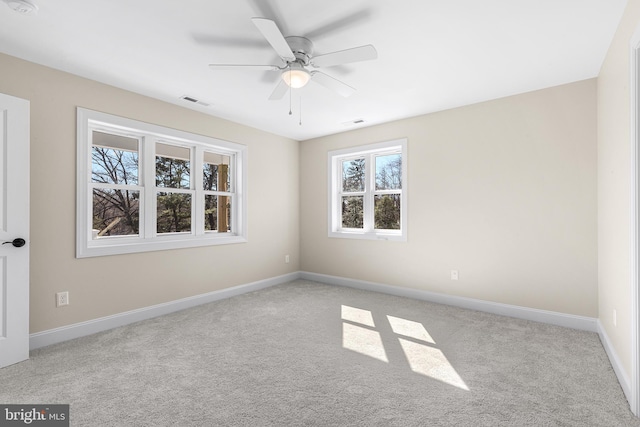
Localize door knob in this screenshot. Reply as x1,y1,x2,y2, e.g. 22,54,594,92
2,238,25,248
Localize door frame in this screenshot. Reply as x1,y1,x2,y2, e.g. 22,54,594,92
630,23,640,418
0,92,30,368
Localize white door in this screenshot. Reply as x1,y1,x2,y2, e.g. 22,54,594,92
0,93,30,368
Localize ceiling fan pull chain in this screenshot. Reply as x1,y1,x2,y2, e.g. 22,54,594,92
288,68,293,115
299,96,302,126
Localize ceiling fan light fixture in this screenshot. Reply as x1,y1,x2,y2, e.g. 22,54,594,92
282,63,310,89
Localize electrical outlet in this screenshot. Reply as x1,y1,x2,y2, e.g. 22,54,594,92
285,255,290,264
56,291,69,307
451,270,459,280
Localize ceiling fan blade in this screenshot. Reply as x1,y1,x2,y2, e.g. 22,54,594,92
268,79,289,100
304,9,372,40
251,17,295,62
245,0,288,34
311,71,356,97
209,64,280,71
310,45,377,68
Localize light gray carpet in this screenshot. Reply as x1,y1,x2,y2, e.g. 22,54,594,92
1,280,638,426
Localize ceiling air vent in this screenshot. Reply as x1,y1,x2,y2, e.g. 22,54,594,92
342,118,366,126
3,0,38,15
179,95,212,108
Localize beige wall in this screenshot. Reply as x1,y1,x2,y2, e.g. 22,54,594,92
0,35,609,362
598,0,640,382
0,53,300,333
301,79,598,317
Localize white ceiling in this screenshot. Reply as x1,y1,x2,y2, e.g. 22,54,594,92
0,0,628,141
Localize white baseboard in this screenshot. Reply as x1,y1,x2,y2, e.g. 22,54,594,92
300,271,598,332
31,270,599,350
30,272,301,350
597,319,632,402
30,270,630,414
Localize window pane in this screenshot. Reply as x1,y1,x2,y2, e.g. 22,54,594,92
342,158,365,192
92,188,139,238
203,152,232,192
156,143,190,189
157,192,192,233
342,196,364,229
92,131,138,185
375,194,401,230
204,195,231,233
375,154,402,190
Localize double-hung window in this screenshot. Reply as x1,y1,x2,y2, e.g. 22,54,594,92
328,139,407,241
77,108,247,257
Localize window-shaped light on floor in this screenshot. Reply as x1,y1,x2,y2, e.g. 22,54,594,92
387,315,435,344
341,305,376,327
341,305,388,362
388,315,469,391
342,322,389,363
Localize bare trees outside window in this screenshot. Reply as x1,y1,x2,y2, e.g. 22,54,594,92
340,154,402,230
203,152,232,233
156,143,191,234
91,131,140,237
329,139,406,241
374,153,402,230
341,158,365,229
78,108,247,258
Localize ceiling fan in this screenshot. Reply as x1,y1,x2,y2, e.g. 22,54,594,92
209,17,377,100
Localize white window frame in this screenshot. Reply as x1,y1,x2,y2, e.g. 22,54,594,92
328,138,407,241
76,108,247,258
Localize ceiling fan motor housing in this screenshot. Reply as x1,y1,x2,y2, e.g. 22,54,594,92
285,36,314,66
209,18,376,100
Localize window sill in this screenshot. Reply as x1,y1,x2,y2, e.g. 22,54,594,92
328,230,406,242
77,234,247,258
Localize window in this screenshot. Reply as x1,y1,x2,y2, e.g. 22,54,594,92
328,139,407,240
77,108,247,257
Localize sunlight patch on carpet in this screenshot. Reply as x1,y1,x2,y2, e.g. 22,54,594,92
342,322,389,362
341,305,376,327
341,305,469,390
397,338,469,390
388,315,469,389
387,315,435,344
